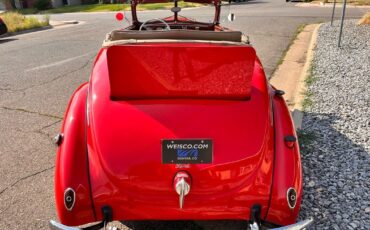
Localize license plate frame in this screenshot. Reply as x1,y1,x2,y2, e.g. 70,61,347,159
161,139,213,164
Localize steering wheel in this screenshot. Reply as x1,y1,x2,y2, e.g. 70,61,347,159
139,18,171,31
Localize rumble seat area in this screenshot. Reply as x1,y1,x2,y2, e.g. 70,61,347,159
106,29,244,43
106,43,256,100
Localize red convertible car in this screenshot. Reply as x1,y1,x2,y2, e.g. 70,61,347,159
50,0,313,229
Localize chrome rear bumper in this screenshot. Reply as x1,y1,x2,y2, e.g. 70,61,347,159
50,218,313,230
271,218,313,230
49,220,104,230
49,220,80,230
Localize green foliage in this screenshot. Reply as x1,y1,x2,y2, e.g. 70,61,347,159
81,0,99,5
304,64,318,86
302,62,317,110
302,91,314,110
33,0,51,10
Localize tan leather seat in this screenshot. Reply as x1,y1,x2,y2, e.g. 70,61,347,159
108,29,243,42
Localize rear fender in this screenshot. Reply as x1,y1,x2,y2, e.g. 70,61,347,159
265,91,303,225
54,83,96,226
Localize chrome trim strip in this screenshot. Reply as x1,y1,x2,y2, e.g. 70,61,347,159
271,218,314,230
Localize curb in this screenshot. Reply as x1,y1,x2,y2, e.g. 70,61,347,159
49,20,79,27
0,20,79,38
0,25,52,38
291,24,321,130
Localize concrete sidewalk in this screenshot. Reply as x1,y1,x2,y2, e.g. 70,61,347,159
270,23,321,129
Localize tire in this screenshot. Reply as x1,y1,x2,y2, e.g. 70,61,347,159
0,23,8,35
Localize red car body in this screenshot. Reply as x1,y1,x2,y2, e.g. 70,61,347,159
51,1,312,229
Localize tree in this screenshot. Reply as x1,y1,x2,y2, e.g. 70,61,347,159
1,0,18,9
9,0,17,9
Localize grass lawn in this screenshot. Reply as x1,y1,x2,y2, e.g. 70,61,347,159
0,12,49,33
17,2,203,15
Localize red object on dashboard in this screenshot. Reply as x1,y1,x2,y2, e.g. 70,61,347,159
115,12,124,21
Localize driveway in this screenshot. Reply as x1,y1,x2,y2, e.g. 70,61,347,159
0,1,366,229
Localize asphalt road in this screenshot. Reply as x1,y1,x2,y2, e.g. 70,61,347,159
0,1,366,229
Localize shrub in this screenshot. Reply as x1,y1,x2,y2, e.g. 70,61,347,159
81,0,99,4
33,0,51,11
1,12,49,33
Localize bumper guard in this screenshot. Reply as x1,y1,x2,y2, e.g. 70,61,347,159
50,218,313,230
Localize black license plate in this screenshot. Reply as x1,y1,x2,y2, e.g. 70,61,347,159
162,139,213,164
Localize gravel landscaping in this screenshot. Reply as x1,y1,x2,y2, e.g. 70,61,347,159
298,20,370,229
